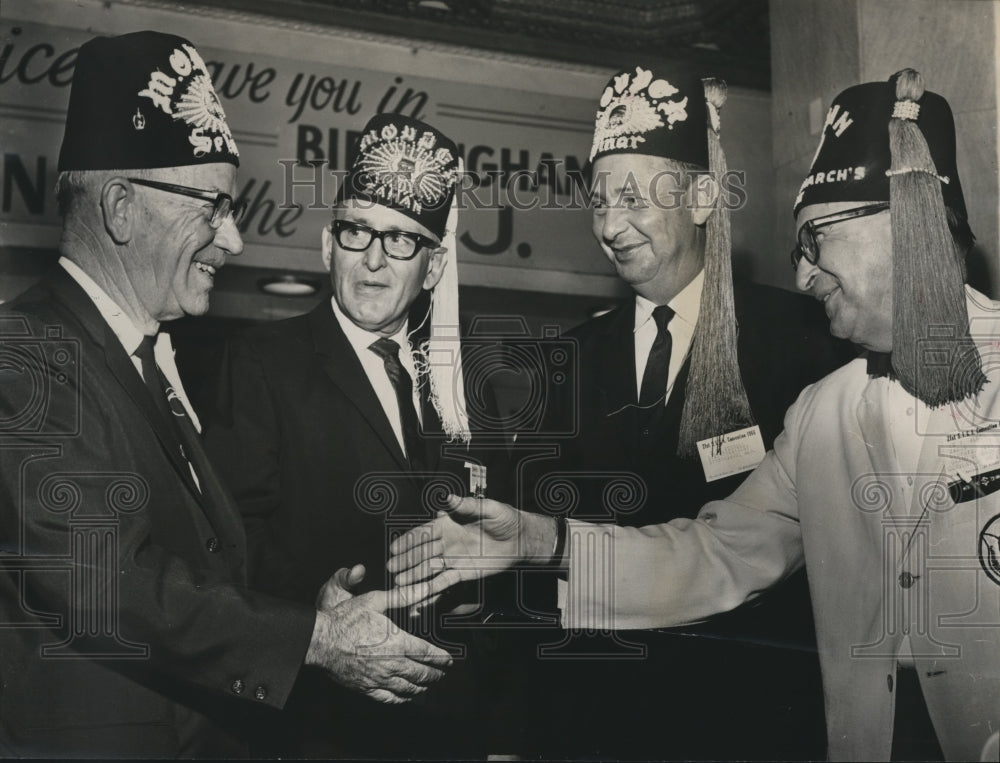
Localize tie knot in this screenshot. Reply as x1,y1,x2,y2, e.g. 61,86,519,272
134,334,156,362
369,337,402,363
652,305,674,333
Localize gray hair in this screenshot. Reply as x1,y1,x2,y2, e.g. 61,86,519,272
55,168,156,219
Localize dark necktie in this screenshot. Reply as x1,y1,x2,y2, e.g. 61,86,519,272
133,335,203,492
638,305,674,413
369,337,425,470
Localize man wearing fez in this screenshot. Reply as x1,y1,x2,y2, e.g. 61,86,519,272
504,66,849,759
0,33,450,758
390,69,1000,762
203,113,507,758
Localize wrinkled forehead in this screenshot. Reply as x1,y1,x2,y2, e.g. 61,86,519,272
335,198,439,243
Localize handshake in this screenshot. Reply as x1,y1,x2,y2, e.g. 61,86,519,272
305,496,556,705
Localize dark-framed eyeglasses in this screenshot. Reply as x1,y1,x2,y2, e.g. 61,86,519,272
791,201,890,270
128,178,248,230
331,219,437,261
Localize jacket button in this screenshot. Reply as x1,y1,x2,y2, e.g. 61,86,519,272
206,537,221,553
231,679,245,695
254,685,267,701
887,674,893,693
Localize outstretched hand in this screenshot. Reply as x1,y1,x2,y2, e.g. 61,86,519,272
306,565,453,705
386,494,556,592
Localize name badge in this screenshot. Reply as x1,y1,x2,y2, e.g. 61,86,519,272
464,462,487,498
940,437,1000,504
697,425,766,483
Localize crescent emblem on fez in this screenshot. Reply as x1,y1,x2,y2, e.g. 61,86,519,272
980,513,1000,585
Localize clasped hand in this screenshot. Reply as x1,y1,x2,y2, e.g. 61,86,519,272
306,564,452,705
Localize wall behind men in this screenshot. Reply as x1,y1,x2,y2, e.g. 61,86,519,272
0,0,780,315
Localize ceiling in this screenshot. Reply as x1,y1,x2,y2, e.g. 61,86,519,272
193,0,771,89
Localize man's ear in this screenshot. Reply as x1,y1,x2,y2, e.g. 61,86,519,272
100,176,136,245
422,245,448,290
687,172,719,226
320,224,333,271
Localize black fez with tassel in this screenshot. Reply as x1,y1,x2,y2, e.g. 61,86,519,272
589,65,754,458
796,69,984,406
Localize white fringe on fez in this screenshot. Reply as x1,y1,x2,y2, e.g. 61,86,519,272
677,77,755,458
888,68,985,405
422,159,471,443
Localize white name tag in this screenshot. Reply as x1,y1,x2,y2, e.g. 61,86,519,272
464,462,487,497
697,425,766,482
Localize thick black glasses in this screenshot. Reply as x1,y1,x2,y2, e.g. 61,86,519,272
128,178,247,230
331,219,437,261
791,201,890,270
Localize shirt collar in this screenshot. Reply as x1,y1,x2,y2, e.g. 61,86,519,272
59,256,149,355
634,268,705,333
330,297,410,358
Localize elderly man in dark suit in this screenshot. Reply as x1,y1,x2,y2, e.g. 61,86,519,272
203,113,507,758
0,32,450,758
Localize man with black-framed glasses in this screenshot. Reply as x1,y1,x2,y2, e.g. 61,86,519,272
203,112,510,758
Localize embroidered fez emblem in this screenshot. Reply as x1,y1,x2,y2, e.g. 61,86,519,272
340,114,459,239
356,125,456,212
587,66,708,168
590,67,689,161
138,43,238,160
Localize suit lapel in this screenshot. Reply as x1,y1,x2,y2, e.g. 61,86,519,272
308,303,409,471
47,271,203,499
594,304,640,457
854,380,900,473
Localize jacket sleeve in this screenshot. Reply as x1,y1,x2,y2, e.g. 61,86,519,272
561,386,809,630
0,328,316,710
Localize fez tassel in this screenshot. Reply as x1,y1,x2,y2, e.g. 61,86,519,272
887,69,985,405
424,158,471,444
677,78,755,458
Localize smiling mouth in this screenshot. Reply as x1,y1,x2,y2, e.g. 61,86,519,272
194,261,218,276
612,243,642,258
822,287,841,303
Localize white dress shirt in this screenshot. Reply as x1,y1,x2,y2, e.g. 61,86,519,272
633,269,704,405
330,297,422,456
59,257,201,431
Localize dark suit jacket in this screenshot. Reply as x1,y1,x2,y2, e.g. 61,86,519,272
202,300,511,758
513,280,857,760
0,268,315,758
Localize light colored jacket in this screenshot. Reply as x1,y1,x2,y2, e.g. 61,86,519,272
563,286,1000,761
